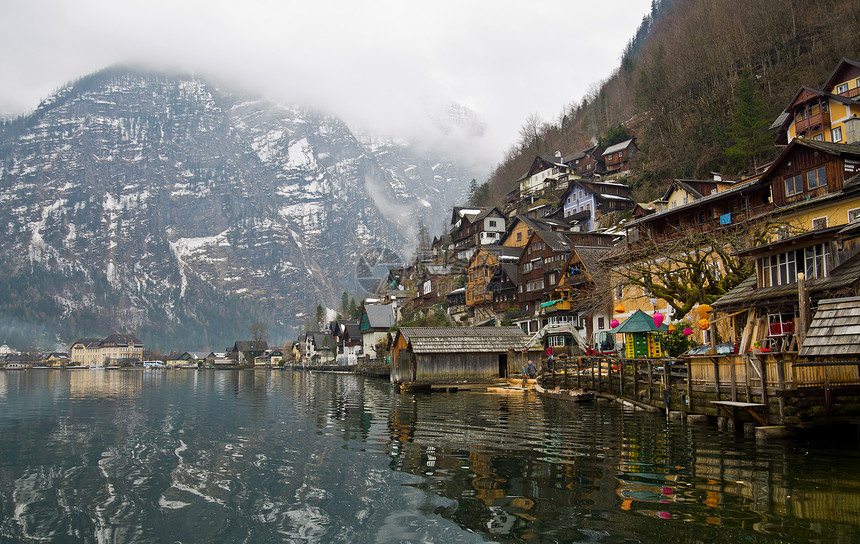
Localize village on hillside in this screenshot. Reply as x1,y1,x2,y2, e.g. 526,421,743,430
5,58,860,431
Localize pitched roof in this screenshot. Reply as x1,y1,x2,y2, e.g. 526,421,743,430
71,337,102,348
537,231,577,252
479,244,523,261
799,296,860,358
575,246,612,277
500,263,519,284
364,304,395,329
713,251,860,311
233,340,269,352
603,138,635,155
609,309,669,333
101,333,143,347
397,326,529,353
822,57,860,90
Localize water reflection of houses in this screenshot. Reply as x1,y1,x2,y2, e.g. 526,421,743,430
68,370,147,398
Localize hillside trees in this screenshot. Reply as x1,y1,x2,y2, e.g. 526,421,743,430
604,225,758,320
725,73,773,173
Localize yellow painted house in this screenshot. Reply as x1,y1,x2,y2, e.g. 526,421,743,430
501,215,571,249
69,334,144,367
775,57,860,145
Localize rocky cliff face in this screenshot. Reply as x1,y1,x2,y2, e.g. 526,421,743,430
0,68,474,349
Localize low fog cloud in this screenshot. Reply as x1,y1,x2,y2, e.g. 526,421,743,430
1,0,652,172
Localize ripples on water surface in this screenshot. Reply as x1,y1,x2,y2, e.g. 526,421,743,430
0,370,859,543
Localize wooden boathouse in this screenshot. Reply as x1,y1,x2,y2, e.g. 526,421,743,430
390,327,531,388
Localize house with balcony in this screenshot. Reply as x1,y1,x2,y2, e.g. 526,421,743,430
517,154,575,201
465,245,523,323
773,57,860,145
602,138,638,175
451,206,507,260
561,179,635,231
514,230,616,334
541,245,614,354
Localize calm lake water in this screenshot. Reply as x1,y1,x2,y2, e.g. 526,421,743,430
0,370,859,543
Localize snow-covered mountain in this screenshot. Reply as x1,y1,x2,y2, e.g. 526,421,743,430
0,67,476,349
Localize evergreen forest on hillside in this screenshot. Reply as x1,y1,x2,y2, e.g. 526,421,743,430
472,0,860,206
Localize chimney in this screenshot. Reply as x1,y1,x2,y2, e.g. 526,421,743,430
845,115,860,145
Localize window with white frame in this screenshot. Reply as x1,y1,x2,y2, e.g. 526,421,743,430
761,243,831,286
832,126,843,142
807,166,827,189
849,208,860,222
548,336,566,347
836,83,849,94
812,216,828,230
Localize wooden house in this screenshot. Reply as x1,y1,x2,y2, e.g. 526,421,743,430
602,138,638,175
453,207,506,260
517,154,573,199
445,287,468,321
465,245,523,311
567,144,605,177
501,215,571,248
516,230,617,334
545,245,614,352
390,326,530,386
415,264,458,307
773,57,860,145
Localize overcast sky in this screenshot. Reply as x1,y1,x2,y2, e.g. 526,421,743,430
1,0,652,172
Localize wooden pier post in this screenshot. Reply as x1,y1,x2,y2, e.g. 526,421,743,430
663,359,670,410
577,356,582,390
619,359,625,396
647,360,653,401
730,355,738,402
686,358,692,409
589,358,594,391
775,353,786,423
712,357,721,401
632,359,638,401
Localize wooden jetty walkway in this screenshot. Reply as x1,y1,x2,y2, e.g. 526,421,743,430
541,352,860,432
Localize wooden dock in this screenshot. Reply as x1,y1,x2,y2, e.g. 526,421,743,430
543,353,860,429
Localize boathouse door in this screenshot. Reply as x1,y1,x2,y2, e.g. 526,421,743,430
498,353,507,378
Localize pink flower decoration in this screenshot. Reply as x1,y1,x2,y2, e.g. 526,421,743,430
653,313,664,328
682,327,693,336
610,319,619,328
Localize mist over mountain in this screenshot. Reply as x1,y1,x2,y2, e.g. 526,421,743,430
0,67,477,350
